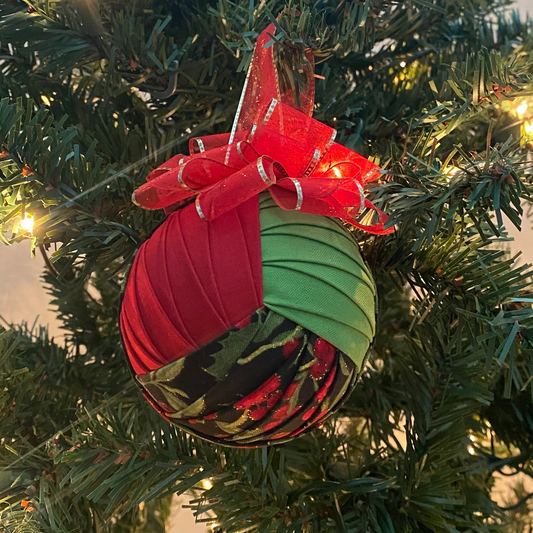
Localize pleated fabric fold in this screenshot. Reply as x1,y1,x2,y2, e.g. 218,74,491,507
120,197,263,374
136,308,359,447
259,194,376,367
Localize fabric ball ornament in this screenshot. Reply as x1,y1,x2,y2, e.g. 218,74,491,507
120,194,376,446
119,19,393,447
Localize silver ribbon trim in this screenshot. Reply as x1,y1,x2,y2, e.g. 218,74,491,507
249,123,258,142
326,130,337,150
263,99,278,125
303,130,337,178
229,56,254,144
257,158,274,186
196,138,205,152
131,192,141,207
195,198,206,220
178,163,193,191
290,178,303,211
236,142,244,161
354,179,365,214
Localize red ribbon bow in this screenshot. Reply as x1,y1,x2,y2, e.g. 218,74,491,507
133,23,393,235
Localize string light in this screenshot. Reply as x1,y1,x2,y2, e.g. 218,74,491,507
516,100,528,116
211,523,220,531
443,166,460,182
400,61,407,68
20,214,34,233
445,166,460,176
41,95,52,106
467,446,476,455
202,478,213,490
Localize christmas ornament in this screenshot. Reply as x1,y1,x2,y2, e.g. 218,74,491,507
120,21,393,447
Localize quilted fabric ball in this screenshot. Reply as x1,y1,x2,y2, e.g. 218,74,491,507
119,193,376,447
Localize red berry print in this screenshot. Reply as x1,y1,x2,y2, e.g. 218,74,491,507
310,338,336,379
273,404,291,421
266,390,283,409
315,366,337,402
250,406,270,420
283,338,300,358
235,375,282,410
263,420,282,432
317,410,329,420
302,406,318,421
284,382,298,399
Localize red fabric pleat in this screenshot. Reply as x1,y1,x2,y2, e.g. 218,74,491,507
121,197,263,374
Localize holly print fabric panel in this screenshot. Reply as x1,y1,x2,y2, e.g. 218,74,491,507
136,309,359,447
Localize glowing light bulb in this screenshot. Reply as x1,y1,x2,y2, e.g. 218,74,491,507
468,446,475,455
525,122,533,134
41,95,52,106
443,166,460,182
211,523,220,531
517,101,528,116
469,434,476,442
202,479,213,490
20,214,34,232
400,61,407,68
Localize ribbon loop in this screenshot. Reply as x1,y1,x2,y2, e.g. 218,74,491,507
132,23,393,236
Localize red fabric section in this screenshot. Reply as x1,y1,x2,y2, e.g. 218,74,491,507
120,197,263,374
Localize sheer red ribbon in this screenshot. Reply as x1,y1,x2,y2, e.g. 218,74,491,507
132,23,393,236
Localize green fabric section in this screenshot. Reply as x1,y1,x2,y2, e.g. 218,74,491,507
259,194,376,367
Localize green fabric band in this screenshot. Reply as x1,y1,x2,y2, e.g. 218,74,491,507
259,194,376,367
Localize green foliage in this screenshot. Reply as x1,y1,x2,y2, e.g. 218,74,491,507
1,0,533,532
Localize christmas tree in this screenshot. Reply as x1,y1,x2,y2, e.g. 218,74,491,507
1,0,533,531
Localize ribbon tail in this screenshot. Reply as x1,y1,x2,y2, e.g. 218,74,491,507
347,198,394,235
269,178,393,235
146,153,187,181
133,167,197,210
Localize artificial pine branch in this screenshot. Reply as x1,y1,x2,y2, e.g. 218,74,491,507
1,0,533,532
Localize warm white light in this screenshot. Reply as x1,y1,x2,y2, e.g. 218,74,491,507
20,214,34,232
211,523,220,531
400,61,407,68
202,479,213,490
468,446,475,455
368,65,373,71
525,122,533,134
469,434,476,442
41,95,52,106
443,166,460,182
517,101,528,116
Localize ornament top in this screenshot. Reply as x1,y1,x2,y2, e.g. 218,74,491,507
132,20,393,236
